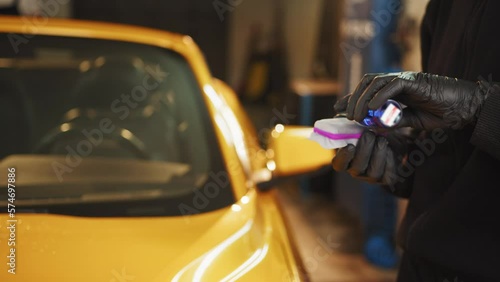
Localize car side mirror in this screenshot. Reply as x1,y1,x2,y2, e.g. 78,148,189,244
256,125,334,189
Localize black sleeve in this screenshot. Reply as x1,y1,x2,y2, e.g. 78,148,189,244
420,0,441,72
470,85,500,160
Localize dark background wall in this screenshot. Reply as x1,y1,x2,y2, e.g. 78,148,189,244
73,0,229,80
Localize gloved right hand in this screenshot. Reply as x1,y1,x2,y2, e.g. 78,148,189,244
334,72,492,130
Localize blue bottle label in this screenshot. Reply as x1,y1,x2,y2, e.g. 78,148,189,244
379,102,401,127
361,99,402,127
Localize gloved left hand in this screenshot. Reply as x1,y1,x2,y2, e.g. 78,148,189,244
332,129,410,186
334,72,492,130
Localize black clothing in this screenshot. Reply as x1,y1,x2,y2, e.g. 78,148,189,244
396,0,500,281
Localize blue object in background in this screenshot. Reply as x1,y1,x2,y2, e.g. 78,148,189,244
362,184,398,268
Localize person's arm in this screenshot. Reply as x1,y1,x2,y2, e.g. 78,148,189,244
470,84,500,160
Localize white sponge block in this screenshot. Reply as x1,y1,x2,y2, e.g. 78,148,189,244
309,118,364,149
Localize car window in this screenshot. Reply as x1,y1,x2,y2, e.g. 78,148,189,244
0,34,234,216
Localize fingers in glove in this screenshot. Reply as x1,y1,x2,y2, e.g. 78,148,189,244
332,144,356,171
365,136,388,181
382,149,400,186
346,74,379,120
353,76,398,122
395,108,425,129
385,129,410,154
368,78,410,110
347,131,377,176
334,94,351,114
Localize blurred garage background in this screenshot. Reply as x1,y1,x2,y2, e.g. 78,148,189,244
0,0,428,281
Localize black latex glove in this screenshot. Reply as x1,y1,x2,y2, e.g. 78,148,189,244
334,72,491,130
332,129,411,186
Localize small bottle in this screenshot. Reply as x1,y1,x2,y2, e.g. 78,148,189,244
360,99,403,128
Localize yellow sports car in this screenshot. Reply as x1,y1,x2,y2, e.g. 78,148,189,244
0,16,332,281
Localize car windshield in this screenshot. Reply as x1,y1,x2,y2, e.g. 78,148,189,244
0,33,234,216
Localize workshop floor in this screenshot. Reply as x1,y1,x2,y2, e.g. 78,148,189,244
276,184,398,282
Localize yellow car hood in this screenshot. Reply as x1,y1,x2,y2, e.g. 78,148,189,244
0,190,299,281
